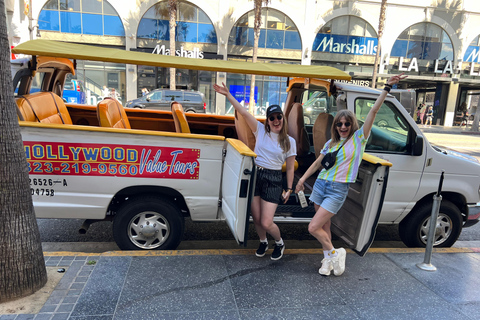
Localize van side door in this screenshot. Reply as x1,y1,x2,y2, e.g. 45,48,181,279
331,155,391,256
163,90,183,110
220,139,256,245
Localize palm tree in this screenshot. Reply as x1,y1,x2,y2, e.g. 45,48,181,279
0,0,47,302
371,0,387,88
168,0,177,90
248,0,270,115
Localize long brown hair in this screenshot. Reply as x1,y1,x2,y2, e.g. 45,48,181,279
265,115,291,153
329,110,359,147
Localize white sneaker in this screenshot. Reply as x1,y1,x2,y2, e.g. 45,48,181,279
332,248,346,276
318,258,333,276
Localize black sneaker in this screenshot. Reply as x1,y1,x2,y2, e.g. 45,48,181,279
255,242,269,257
271,244,285,260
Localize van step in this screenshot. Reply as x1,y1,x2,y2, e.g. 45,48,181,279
276,204,316,218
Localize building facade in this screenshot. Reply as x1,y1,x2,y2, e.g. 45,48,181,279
6,0,480,125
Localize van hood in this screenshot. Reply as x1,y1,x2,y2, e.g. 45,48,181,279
431,144,480,164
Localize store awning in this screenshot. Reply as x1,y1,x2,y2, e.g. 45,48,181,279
12,39,352,81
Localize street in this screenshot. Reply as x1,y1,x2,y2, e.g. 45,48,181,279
38,129,480,252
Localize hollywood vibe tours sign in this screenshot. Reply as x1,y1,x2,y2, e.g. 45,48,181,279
24,141,200,179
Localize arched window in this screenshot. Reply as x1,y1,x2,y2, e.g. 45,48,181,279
137,2,217,44
228,8,301,50
391,23,453,60
464,35,480,62
38,0,124,36
313,16,377,55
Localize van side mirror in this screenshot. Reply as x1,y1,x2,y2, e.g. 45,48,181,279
412,134,424,156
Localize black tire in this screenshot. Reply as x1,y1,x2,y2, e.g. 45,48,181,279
399,200,462,248
113,196,184,250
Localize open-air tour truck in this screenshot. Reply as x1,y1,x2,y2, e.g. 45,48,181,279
11,40,478,253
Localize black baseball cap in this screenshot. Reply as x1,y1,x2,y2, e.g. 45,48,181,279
266,105,283,118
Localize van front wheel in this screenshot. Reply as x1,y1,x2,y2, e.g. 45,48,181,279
399,200,462,248
113,196,184,250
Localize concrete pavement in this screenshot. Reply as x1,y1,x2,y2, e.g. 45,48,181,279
2,124,479,320
1,246,480,320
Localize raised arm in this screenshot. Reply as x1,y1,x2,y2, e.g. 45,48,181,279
363,73,408,138
213,82,258,133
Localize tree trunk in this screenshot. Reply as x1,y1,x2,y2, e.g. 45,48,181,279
0,0,47,302
371,0,387,89
169,0,177,90
248,46,258,115
249,0,266,115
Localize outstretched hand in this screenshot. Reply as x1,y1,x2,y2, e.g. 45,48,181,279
387,72,408,86
213,82,229,96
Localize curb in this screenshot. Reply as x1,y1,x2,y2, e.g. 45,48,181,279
43,247,480,257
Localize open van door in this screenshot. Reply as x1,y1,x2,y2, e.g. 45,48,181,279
220,139,256,246
331,154,391,256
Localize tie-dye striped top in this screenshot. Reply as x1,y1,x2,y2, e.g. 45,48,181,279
317,126,368,183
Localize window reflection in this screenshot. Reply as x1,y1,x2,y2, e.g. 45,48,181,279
390,22,453,60
38,0,124,36
228,8,301,50
137,2,217,44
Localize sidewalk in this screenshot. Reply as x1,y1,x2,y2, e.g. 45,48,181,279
419,124,480,135
1,247,480,320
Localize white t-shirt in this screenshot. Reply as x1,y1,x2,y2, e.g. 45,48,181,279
253,121,296,170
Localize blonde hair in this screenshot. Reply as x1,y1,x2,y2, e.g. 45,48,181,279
329,110,359,147
265,116,291,153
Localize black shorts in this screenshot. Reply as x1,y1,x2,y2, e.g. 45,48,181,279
254,167,283,204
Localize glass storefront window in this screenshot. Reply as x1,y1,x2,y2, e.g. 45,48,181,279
60,0,80,12
38,0,125,37
74,60,126,105
138,2,217,44
60,11,81,33
391,22,453,60
228,8,301,51
82,0,102,13
82,13,102,35
225,59,290,115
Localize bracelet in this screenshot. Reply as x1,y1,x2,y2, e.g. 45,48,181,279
287,188,293,192
383,85,391,92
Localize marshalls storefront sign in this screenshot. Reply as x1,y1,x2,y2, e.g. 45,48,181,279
152,45,204,59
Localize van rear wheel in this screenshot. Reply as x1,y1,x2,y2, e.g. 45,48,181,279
113,196,184,250
399,200,462,248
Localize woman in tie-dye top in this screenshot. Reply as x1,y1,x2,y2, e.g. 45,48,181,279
295,73,407,277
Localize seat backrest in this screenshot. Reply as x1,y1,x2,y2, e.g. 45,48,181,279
234,110,256,150
286,102,310,157
313,113,334,158
171,101,190,133
16,91,72,124
97,98,131,129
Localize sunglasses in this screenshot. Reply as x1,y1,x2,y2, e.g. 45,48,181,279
335,122,351,128
269,114,283,121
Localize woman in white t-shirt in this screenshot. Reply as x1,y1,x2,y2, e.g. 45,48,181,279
214,83,296,261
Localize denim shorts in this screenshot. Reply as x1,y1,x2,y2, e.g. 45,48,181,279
309,179,350,214
254,167,283,204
